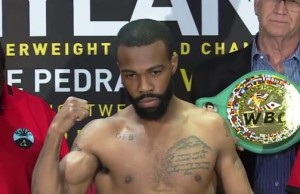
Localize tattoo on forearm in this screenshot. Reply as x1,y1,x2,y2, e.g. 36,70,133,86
165,136,212,175
71,143,82,151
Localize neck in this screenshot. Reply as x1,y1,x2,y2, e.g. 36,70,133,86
257,33,299,73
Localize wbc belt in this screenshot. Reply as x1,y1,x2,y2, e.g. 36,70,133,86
195,70,300,154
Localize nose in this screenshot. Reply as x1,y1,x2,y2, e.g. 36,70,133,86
274,0,289,14
138,76,153,94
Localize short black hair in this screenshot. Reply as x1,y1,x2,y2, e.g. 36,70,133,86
0,42,5,71
112,19,175,60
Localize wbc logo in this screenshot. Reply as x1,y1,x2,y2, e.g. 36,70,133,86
227,74,300,145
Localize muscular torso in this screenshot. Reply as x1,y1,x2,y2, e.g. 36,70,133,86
82,106,222,194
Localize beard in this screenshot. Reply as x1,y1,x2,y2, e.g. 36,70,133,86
127,80,173,120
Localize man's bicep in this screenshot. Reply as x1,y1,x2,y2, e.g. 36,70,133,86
216,144,252,194
59,150,98,193
215,120,252,193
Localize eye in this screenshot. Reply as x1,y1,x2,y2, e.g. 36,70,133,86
151,70,162,76
124,73,135,78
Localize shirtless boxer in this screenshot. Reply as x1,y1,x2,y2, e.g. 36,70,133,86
32,19,253,194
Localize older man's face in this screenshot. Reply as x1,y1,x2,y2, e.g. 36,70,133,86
255,0,300,38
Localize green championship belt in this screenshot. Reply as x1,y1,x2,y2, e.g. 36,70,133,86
195,70,300,154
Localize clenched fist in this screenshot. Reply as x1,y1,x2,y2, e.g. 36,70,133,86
49,96,89,134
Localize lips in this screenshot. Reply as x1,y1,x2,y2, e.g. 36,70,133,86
138,97,159,108
272,20,287,24
269,18,288,24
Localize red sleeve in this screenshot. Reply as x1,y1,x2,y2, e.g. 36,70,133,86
286,148,300,193
24,92,70,158
86,182,96,194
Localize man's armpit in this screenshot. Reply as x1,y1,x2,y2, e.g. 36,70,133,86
71,143,82,151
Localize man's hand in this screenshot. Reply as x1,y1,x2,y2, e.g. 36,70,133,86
234,137,245,151
49,96,89,134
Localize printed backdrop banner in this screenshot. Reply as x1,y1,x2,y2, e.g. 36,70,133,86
1,0,257,145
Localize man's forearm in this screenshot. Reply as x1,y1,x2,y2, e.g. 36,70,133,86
32,129,65,194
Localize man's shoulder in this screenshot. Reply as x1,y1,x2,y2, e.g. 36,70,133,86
2,83,52,110
185,107,228,145
6,84,42,99
188,106,223,124
81,114,128,134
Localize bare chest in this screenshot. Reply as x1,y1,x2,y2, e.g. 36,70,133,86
95,134,217,192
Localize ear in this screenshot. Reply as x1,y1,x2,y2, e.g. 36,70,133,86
171,52,178,74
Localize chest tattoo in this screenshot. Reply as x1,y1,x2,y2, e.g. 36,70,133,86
150,136,212,184
165,135,212,175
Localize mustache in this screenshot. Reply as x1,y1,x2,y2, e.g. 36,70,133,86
134,93,162,102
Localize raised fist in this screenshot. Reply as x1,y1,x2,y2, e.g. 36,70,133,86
50,96,89,134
